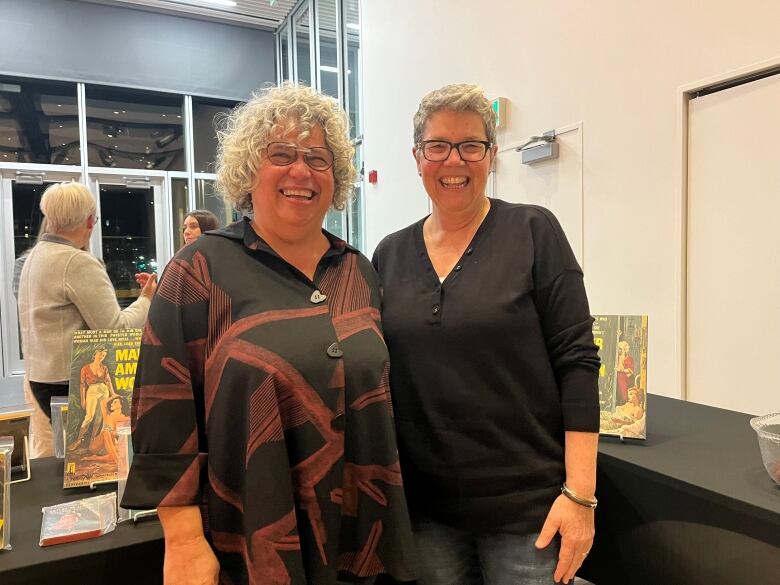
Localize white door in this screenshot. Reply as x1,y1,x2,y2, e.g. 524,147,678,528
687,72,780,414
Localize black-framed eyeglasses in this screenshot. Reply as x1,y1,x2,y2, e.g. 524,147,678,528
417,140,493,162
264,142,334,171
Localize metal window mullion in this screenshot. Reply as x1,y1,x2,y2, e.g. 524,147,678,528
337,0,346,108
77,83,89,183
92,177,104,259
275,29,282,85
313,0,322,91
308,0,316,88
0,176,13,376
184,95,196,209
290,9,299,83
286,23,294,82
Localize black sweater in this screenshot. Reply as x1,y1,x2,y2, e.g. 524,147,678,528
372,198,600,534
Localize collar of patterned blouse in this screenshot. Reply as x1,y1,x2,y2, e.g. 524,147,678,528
205,216,358,261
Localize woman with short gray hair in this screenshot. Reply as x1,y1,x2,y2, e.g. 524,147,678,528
18,182,156,453
373,83,600,585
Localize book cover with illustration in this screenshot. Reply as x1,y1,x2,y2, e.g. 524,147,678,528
39,493,117,546
592,315,649,439
63,329,141,488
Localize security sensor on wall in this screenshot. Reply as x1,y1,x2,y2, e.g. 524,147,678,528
516,130,559,164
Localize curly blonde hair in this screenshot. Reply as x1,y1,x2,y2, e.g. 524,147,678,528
413,83,497,145
215,83,355,213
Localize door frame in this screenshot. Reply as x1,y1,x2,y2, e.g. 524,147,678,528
88,168,170,281
0,166,84,377
677,55,780,400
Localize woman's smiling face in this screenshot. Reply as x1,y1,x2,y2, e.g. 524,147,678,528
414,109,495,215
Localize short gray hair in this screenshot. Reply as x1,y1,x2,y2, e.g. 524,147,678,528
215,82,356,214
413,83,497,145
39,182,96,232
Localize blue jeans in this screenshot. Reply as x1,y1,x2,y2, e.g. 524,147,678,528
412,517,560,585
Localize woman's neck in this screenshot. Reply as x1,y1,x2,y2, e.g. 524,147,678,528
427,196,490,240
251,220,329,280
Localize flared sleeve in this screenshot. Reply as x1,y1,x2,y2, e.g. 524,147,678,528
122,250,210,509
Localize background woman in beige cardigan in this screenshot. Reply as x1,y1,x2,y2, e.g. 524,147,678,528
17,181,156,455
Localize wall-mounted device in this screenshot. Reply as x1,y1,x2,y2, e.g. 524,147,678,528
516,130,558,164
491,97,508,129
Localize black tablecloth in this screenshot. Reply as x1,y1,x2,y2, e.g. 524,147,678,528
1,396,778,584
0,457,163,585
581,394,780,584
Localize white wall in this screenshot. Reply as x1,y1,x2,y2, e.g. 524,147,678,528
361,0,780,399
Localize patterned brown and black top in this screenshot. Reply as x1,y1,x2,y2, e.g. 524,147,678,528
123,218,416,585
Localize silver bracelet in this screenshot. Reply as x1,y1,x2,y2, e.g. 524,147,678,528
561,483,598,509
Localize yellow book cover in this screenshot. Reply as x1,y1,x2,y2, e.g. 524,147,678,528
63,329,141,488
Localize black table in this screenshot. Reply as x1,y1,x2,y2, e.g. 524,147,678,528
0,457,163,585
1,397,778,584
581,394,780,584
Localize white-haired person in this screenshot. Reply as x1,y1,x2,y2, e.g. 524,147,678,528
123,83,416,585
17,182,156,455
372,83,601,585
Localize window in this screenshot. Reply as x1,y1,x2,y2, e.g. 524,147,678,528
192,97,238,173
276,0,364,248
294,5,313,86
85,86,185,171
0,76,80,165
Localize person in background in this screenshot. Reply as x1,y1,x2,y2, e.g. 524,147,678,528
123,83,416,585
182,208,219,246
372,83,601,585
17,182,156,457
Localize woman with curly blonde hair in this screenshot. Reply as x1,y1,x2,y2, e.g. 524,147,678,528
124,83,416,585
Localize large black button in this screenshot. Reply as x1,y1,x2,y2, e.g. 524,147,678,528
331,412,345,431
454,265,462,271
432,304,440,315
310,290,327,304
326,342,343,358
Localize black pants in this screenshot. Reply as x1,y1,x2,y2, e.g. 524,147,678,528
29,381,69,421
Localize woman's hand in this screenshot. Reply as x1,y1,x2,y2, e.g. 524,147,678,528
159,506,218,585
139,272,157,300
164,535,220,585
535,494,595,584
135,272,153,287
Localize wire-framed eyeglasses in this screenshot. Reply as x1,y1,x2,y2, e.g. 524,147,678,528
264,142,335,171
417,140,493,162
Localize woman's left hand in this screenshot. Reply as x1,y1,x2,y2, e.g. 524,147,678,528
535,494,595,584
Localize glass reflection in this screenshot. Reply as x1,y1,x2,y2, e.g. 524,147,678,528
193,98,238,173
0,77,80,165
98,185,157,307
325,208,346,240
280,25,291,82
171,178,189,251
86,86,185,171
11,182,46,259
349,145,364,250
295,6,312,86
345,0,361,139
317,0,339,99
195,179,235,228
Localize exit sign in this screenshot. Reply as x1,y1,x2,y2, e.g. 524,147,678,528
492,97,507,129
